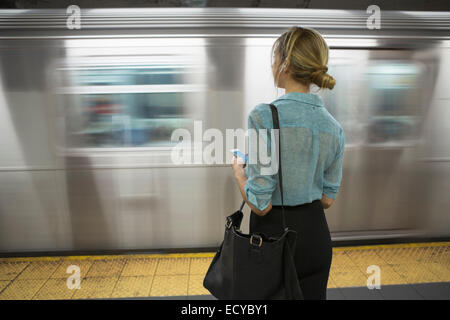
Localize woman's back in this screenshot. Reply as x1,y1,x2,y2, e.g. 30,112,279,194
244,91,345,211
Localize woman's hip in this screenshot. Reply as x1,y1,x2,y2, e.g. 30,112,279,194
249,199,332,274
249,199,329,237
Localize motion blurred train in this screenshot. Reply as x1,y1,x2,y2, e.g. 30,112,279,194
0,8,449,253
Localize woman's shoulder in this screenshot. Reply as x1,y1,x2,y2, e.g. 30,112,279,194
250,103,272,116
248,103,273,128
318,106,344,135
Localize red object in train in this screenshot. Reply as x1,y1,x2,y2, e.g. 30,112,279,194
92,100,121,114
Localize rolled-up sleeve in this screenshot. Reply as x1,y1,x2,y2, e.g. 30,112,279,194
244,107,277,211
323,129,345,200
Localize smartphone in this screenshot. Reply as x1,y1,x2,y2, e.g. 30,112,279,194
230,149,248,164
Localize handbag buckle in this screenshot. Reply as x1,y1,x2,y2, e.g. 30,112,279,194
250,234,263,247
226,218,233,229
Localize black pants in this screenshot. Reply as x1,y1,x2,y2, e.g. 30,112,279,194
250,200,332,300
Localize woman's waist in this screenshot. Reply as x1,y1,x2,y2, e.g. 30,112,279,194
272,198,322,208
271,199,323,212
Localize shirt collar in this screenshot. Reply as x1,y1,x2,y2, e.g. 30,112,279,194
273,92,324,107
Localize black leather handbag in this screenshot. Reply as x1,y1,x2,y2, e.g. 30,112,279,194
203,104,303,300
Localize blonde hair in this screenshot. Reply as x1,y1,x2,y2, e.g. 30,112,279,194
272,26,336,90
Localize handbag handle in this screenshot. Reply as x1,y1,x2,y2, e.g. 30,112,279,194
269,104,287,231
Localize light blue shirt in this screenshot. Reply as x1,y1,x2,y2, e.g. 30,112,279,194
244,92,345,211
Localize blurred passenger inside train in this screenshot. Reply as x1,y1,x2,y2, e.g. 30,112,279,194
232,26,345,300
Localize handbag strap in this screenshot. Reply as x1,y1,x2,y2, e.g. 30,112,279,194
269,104,287,231
238,103,287,231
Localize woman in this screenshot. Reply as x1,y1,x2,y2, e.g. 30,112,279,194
232,26,345,300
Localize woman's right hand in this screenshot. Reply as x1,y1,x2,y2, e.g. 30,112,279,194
320,194,334,209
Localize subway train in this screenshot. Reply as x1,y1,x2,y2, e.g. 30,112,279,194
0,8,449,253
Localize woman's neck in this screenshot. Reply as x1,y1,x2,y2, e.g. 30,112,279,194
283,78,310,94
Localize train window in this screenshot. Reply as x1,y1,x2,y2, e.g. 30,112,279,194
71,66,190,86
60,63,202,148
65,92,194,148
364,63,422,145
320,50,426,147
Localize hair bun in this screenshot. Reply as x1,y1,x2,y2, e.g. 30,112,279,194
310,67,335,90
310,69,325,79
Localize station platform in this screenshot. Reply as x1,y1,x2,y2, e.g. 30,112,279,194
0,242,448,300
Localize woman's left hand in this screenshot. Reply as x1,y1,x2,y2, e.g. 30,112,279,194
231,156,246,180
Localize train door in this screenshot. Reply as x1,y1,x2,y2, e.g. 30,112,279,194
52,38,210,250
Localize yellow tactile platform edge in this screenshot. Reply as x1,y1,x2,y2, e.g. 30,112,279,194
0,242,448,299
